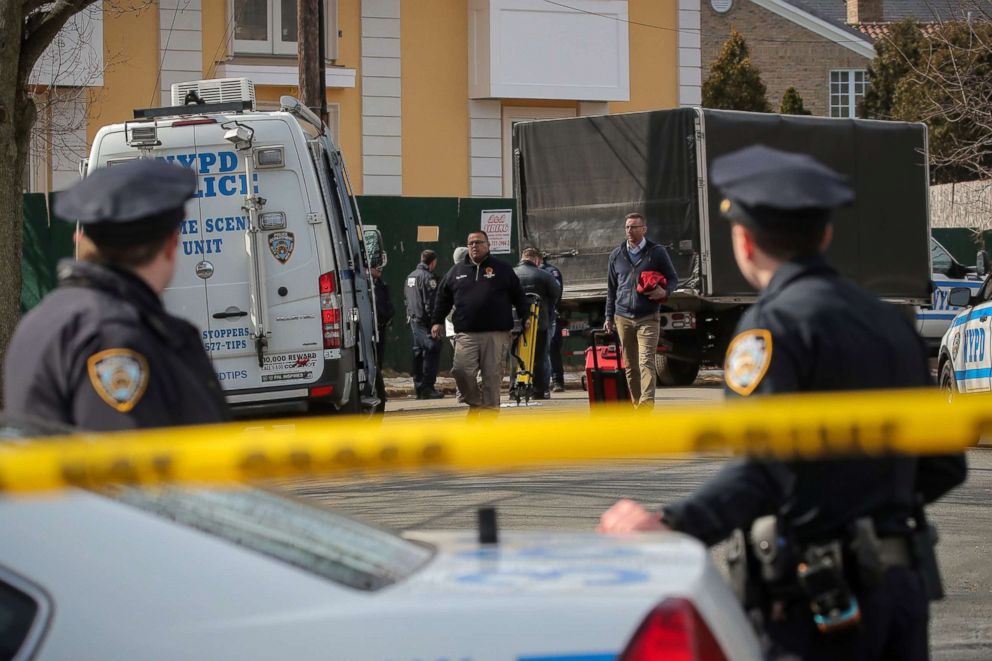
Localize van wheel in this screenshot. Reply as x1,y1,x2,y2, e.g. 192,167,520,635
939,361,957,402
656,355,700,386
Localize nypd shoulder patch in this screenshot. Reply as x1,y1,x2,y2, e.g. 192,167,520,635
724,329,773,396
86,349,150,412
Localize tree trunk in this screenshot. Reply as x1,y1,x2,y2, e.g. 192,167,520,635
0,2,27,408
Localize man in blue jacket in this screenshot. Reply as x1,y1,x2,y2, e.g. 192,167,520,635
603,213,678,409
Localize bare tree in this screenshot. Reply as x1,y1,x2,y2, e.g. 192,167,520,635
0,1,101,403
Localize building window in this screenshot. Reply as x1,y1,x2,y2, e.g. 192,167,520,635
829,69,866,118
232,0,338,59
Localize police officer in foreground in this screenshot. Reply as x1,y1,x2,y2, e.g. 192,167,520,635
404,250,444,399
3,159,228,430
598,145,967,660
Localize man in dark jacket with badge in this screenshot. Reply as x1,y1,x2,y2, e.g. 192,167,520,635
604,213,679,409
513,248,561,399
598,146,966,660
431,231,529,412
3,159,228,430
404,250,443,400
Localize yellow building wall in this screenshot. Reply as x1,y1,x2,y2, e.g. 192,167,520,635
87,4,160,145
610,0,679,113
401,0,469,198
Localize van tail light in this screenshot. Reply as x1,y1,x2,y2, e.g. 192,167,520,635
619,598,728,661
309,385,334,399
319,271,342,349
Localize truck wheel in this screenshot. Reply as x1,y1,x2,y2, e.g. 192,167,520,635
939,360,957,402
655,355,700,387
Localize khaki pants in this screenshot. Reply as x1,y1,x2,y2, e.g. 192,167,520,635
614,312,660,408
452,331,512,410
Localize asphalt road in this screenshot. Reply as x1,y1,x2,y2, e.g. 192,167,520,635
275,378,991,659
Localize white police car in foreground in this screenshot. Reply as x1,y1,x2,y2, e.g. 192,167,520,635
0,421,760,661
938,276,992,394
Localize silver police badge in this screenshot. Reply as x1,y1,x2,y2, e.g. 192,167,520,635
268,231,295,264
86,349,149,412
952,330,961,360
724,329,773,396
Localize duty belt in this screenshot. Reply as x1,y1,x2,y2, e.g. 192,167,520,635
878,536,912,568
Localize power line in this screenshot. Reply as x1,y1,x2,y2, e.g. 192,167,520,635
149,0,185,106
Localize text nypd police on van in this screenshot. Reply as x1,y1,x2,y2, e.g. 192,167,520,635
157,150,259,257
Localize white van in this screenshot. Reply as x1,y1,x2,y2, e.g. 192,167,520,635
85,79,381,414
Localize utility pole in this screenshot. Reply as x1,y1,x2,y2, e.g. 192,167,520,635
298,0,328,127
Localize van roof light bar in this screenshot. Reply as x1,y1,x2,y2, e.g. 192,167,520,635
133,100,253,120
279,96,324,135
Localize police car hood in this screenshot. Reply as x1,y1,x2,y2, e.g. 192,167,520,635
382,530,762,660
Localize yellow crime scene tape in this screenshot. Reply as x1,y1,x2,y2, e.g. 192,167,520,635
0,388,986,493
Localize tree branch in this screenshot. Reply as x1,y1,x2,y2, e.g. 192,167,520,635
18,0,99,86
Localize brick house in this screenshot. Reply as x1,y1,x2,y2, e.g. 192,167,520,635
698,0,975,117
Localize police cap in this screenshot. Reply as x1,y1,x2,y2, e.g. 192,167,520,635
710,145,854,229
54,159,196,245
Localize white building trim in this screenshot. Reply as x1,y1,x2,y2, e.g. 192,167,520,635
216,64,357,88
469,100,503,197
361,0,402,195
678,0,702,107
159,0,203,105
750,0,875,58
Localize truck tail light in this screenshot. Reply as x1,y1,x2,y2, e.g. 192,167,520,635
319,271,342,349
619,598,728,661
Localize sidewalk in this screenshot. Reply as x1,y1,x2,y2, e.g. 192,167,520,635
383,369,724,399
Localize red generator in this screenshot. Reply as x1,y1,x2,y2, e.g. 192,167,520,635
585,331,631,405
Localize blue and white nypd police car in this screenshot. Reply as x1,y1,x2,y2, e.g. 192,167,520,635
938,275,992,394
919,238,984,354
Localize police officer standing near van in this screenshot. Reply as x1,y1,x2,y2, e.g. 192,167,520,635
404,250,444,400
598,146,966,660
4,159,228,430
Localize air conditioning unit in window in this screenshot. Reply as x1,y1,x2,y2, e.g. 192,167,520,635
171,78,256,109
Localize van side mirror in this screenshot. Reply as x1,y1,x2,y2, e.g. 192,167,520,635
948,287,974,308
363,227,387,268
978,250,990,278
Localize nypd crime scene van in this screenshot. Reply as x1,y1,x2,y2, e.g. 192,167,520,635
84,79,381,414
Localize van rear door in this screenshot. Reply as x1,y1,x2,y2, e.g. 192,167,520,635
182,120,324,392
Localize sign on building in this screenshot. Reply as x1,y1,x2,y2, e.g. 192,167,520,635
481,209,512,254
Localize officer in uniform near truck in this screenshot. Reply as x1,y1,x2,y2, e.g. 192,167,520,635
599,145,967,660
3,159,228,431
404,250,444,400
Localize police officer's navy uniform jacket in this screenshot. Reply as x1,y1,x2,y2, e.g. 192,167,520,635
605,239,678,319
513,261,561,330
4,261,228,431
432,254,529,333
663,255,967,545
403,262,437,326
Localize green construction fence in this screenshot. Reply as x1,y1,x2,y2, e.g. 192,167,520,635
21,193,520,374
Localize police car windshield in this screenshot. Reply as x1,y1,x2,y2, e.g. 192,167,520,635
107,486,434,591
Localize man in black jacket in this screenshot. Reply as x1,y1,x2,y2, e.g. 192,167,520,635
514,248,561,399
403,250,443,400
371,265,395,412
541,256,566,392
604,213,679,409
431,231,529,412
599,146,967,660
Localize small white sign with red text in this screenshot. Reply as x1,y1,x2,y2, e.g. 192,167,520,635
481,209,512,254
